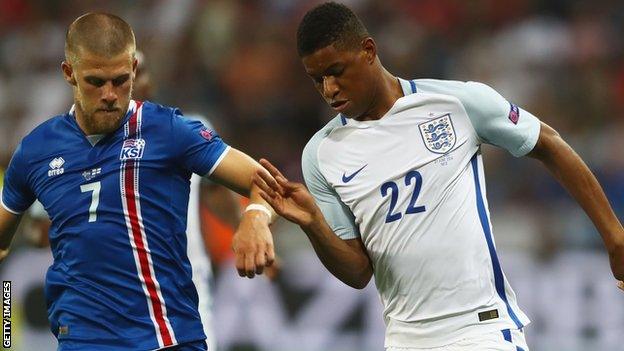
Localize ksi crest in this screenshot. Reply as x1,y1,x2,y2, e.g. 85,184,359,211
120,138,146,160
418,114,456,154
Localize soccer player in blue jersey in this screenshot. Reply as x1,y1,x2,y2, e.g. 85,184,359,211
254,2,624,350
0,13,276,351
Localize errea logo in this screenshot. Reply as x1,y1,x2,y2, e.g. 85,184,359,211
48,157,65,177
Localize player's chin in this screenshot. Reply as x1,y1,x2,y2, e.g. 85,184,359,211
341,107,361,119
94,113,124,134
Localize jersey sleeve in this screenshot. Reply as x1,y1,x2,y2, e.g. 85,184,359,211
302,135,360,240
2,142,35,214
171,109,230,176
458,82,541,157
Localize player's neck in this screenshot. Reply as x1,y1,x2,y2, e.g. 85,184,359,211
356,68,403,121
73,107,94,135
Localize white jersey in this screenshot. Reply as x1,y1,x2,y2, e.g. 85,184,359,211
301,78,540,348
186,115,217,350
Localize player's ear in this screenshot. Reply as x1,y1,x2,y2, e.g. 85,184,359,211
132,56,138,78
61,61,76,86
361,37,376,65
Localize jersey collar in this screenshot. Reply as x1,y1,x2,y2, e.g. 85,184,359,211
398,78,417,96
339,79,415,128
69,100,137,119
67,100,138,145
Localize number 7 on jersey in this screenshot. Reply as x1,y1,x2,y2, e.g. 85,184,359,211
80,181,101,222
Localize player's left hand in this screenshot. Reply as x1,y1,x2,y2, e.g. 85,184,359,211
232,209,275,279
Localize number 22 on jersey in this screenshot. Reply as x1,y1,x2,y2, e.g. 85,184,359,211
380,170,426,223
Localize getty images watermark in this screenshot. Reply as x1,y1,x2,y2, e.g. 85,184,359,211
2,281,10,348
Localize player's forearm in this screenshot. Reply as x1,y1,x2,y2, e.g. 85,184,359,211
0,208,21,262
530,125,624,279
203,184,241,227
247,184,277,224
301,217,373,289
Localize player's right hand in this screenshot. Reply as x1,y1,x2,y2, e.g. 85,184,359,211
254,159,321,228
618,281,624,292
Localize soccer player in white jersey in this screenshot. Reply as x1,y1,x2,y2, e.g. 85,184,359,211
253,2,624,350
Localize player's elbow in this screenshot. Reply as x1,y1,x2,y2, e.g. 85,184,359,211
613,266,624,282
350,278,371,290
609,240,624,281
346,268,373,290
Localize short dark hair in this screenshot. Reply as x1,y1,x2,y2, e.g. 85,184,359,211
65,12,136,63
296,2,369,57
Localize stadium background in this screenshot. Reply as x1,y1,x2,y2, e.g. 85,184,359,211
1,0,623,350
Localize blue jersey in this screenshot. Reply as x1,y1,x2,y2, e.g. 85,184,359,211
1,100,229,350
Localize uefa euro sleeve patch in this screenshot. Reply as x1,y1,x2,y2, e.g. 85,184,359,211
200,127,214,141
508,103,520,125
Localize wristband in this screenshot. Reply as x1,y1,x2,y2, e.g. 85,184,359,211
244,203,272,221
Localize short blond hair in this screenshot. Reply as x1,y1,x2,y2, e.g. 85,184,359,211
65,12,136,63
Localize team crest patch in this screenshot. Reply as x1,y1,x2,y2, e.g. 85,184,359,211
120,138,146,160
200,127,214,141
508,102,520,124
419,114,456,154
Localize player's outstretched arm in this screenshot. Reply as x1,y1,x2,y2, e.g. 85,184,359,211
209,148,277,279
0,207,22,263
528,122,624,281
254,159,373,289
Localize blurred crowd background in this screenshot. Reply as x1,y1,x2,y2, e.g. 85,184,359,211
1,0,623,350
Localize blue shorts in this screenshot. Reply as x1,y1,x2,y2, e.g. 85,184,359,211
161,339,207,351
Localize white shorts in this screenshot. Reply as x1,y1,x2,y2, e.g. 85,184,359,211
193,267,216,351
386,328,529,351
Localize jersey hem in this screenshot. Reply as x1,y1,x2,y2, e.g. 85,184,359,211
384,320,530,349
339,233,360,240
206,145,231,176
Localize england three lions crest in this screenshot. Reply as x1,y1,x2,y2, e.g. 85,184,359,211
419,114,456,154
120,138,146,160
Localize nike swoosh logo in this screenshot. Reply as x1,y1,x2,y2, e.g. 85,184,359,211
342,164,367,183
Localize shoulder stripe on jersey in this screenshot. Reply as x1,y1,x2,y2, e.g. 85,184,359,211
120,101,177,348
470,152,523,329
410,80,417,94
